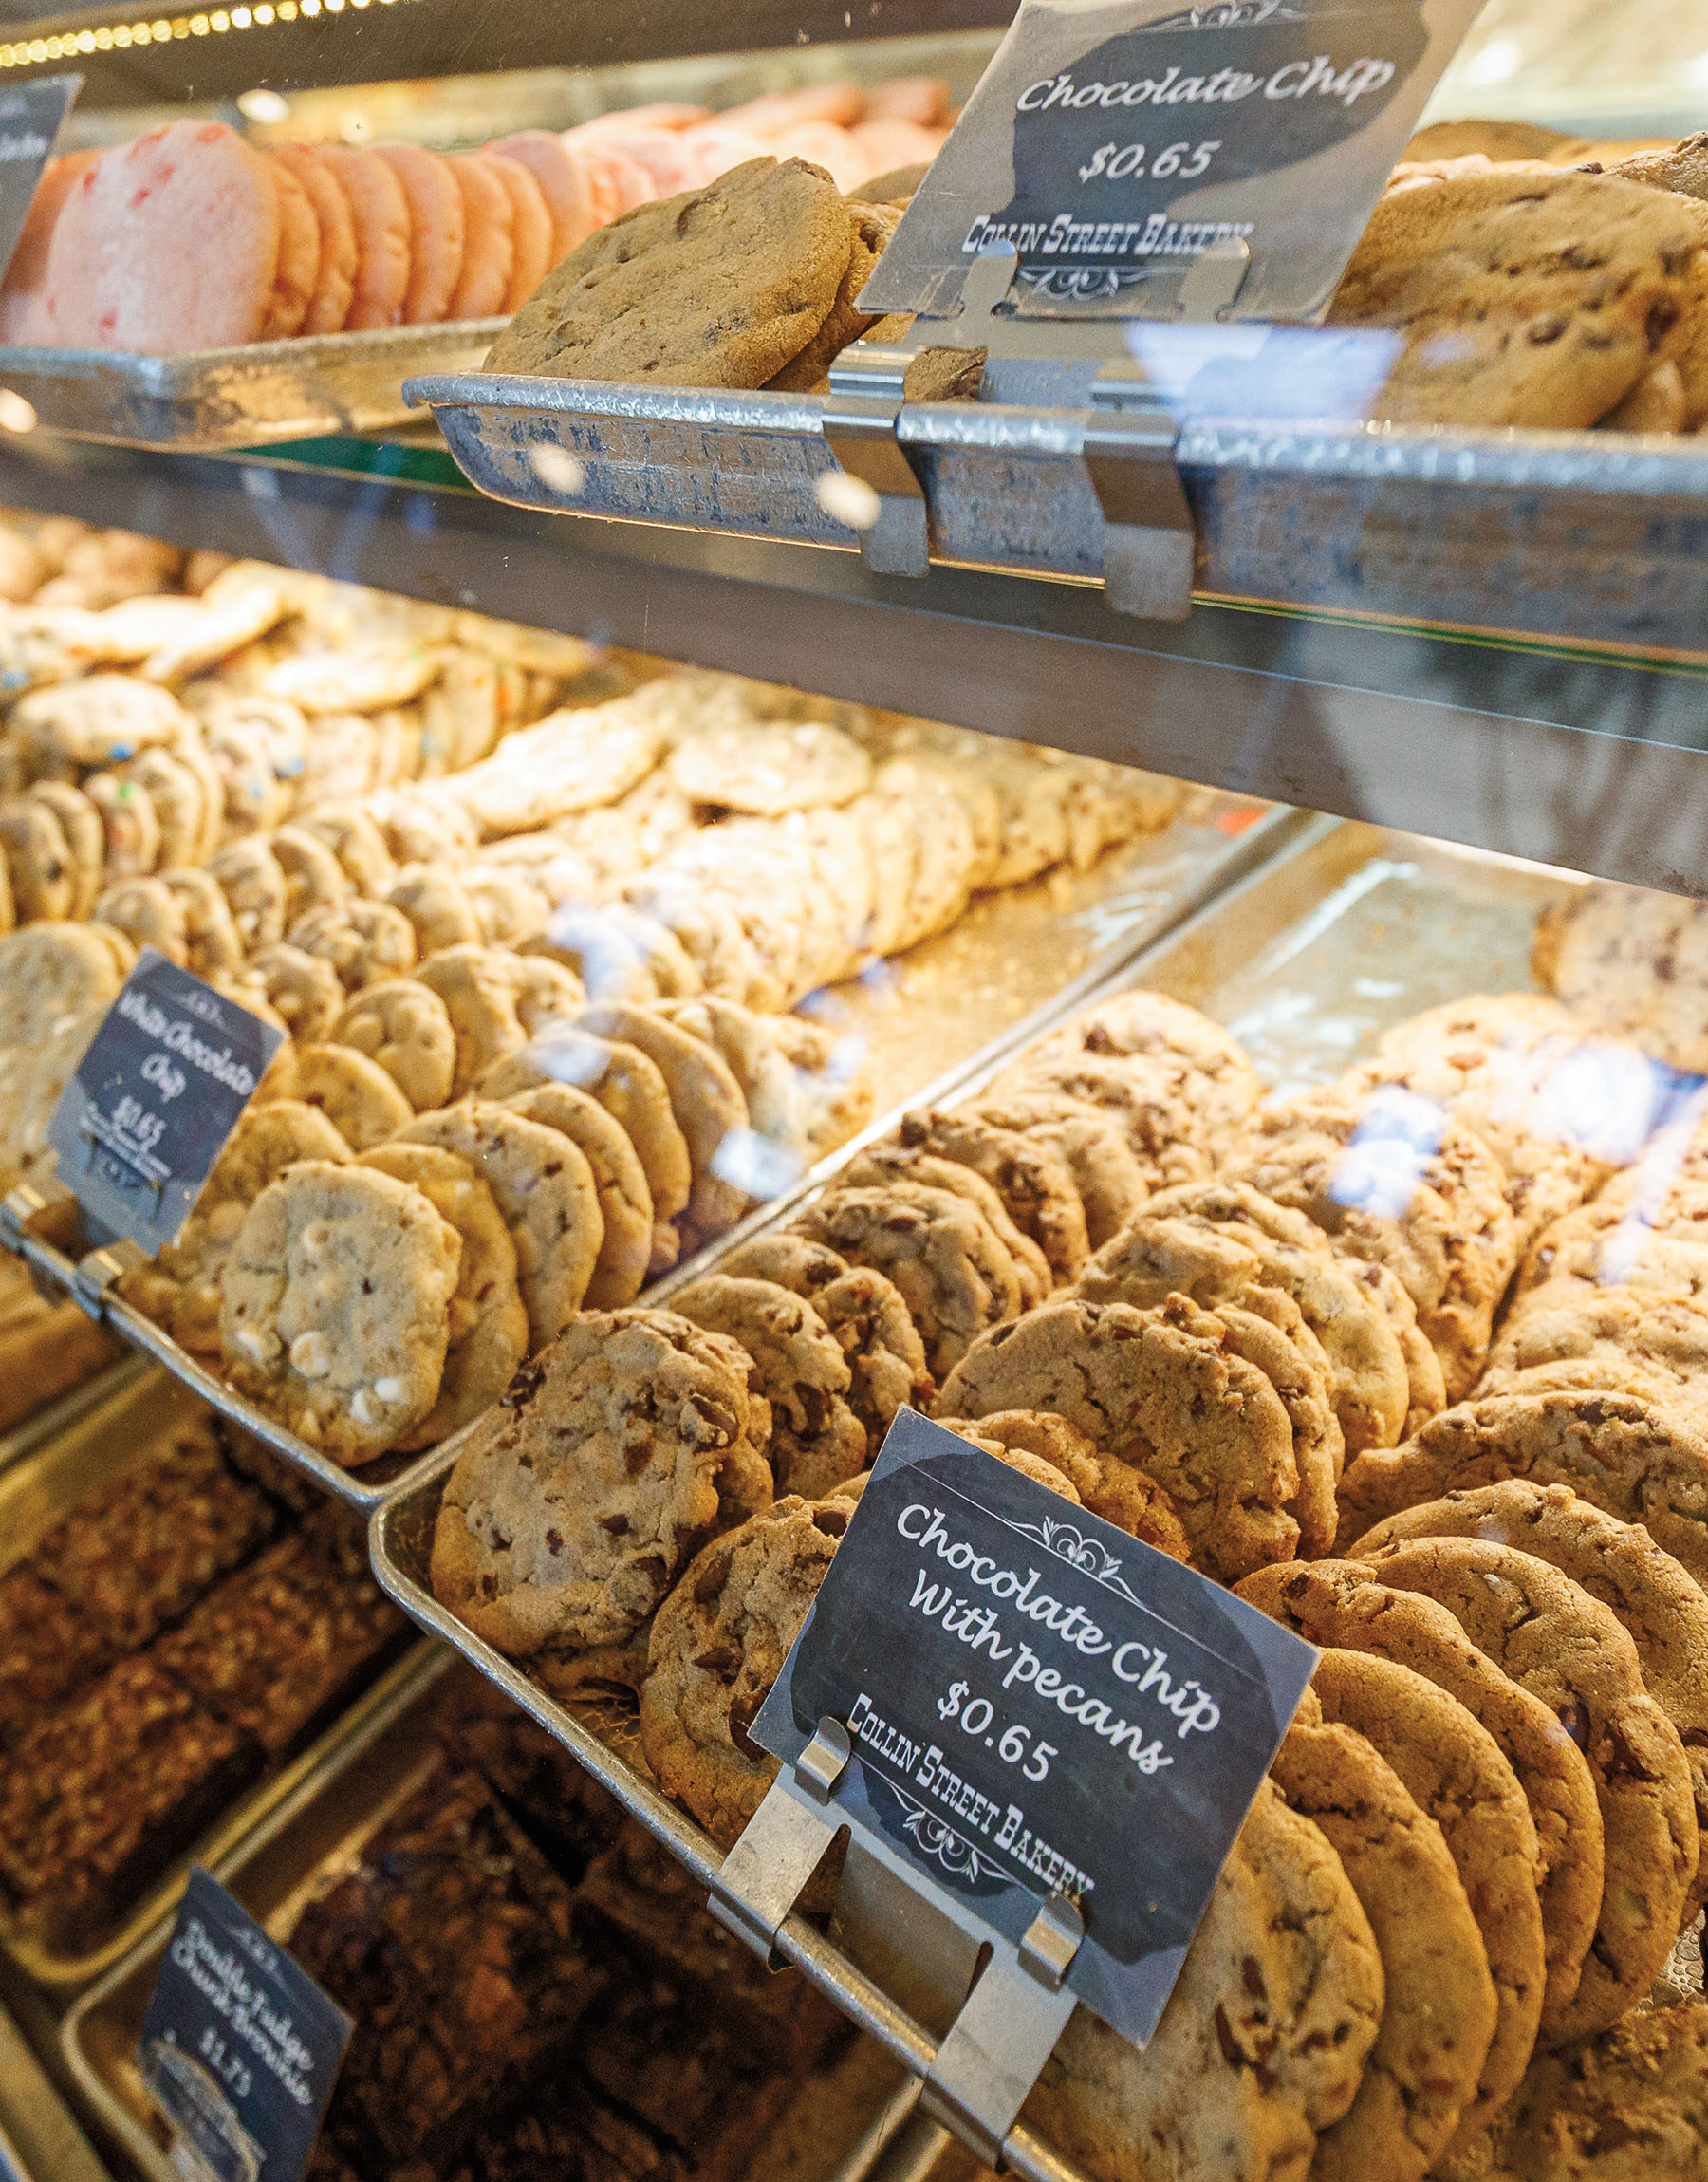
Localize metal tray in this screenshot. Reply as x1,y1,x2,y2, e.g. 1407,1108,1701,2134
0,322,506,450
409,370,1708,655
61,1645,923,2182
0,1361,436,1994
0,1354,148,1483
6,795,1300,1514
367,813,1599,2182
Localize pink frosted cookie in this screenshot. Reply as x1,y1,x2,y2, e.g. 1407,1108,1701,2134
444,153,515,319
482,153,552,309
675,123,771,190
259,151,320,341
719,84,864,137
270,144,358,335
863,77,952,127
574,102,710,136
487,131,596,259
847,117,944,181
587,127,700,199
318,145,411,331
0,151,101,345
768,122,865,195
44,121,282,352
374,144,465,325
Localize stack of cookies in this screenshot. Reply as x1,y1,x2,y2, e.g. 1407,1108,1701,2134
0,79,951,355
486,155,937,398
1332,137,1708,432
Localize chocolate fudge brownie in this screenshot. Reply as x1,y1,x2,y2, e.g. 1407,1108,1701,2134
576,1822,846,2073
219,1422,324,1516
287,1768,605,2164
470,2083,691,2182
152,1525,407,1757
436,1672,626,1877
28,1417,275,1650
0,1656,256,1943
0,1564,114,1748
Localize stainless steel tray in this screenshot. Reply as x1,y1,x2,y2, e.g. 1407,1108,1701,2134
409,370,1708,653
367,813,1596,2182
0,1361,435,1993
7,796,1300,1514
61,1645,921,2182
0,322,506,450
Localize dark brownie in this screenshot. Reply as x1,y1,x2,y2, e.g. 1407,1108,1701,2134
28,1418,276,1650
287,1767,604,2164
470,2082,690,2182
219,1423,324,1516
0,1564,114,1749
575,1821,846,2073
0,1656,256,1943
152,1525,407,1757
436,1671,626,1878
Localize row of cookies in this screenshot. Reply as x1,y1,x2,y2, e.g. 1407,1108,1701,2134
1332,138,1708,430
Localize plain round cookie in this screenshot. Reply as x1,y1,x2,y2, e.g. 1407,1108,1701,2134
1142,1177,1411,1454
718,1236,935,1444
431,1308,773,1660
1478,1285,1708,1425
793,1181,1023,1379
895,1106,1089,1284
1334,1386,1708,1586
412,942,527,1098
276,1042,413,1153
1023,990,1265,1152
576,1001,751,1237
767,196,900,393
398,1101,603,1348
486,156,849,387
667,719,871,813
444,151,515,319
1236,1559,1603,2033
672,1275,865,1499
1027,1779,1383,2182
936,1295,1303,1583
1464,1999,1708,2182
360,1141,528,1446
329,979,456,1112
1231,1091,1519,1401
989,1048,1215,1195
373,144,465,325
487,130,598,258
1271,1694,1497,2182
1327,169,1707,428
270,143,358,335
842,1143,1050,1310
1309,1650,1545,2156
1362,1537,1697,2043
220,1160,460,1462
317,145,412,330
943,1407,1191,1557
259,149,319,341
502,1082,653,1310
0,920,123,1044
1347,1477,1708,1922
640,1491,852,1849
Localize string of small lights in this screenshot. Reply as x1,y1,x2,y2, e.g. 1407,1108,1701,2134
0,0,419,71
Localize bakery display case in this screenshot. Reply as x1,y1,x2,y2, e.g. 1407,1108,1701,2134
0,1,1697,2178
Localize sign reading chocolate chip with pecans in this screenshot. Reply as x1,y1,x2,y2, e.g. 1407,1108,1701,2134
752,1409,1317,2046
862,0,1487,323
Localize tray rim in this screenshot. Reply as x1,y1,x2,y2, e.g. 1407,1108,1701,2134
6,802,1304,1517
406,368,1708,500
366,809,1607,2182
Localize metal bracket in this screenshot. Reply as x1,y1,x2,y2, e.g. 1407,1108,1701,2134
1178,233,1252,322
919,1894,1085,2168
708,1717,851,1966
1082,359,1195,622
72,1237,144,1321
821,346,932,579
0,1184,46,1256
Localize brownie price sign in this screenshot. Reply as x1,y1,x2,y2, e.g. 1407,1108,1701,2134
139,1866,351,2182
46,948,285,1255
862,0,1488,324
752,1411,1316,2045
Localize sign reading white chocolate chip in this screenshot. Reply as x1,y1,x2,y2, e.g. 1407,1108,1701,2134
46,946,286,1256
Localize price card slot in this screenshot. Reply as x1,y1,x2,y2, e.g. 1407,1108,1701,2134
138,1866,350,2182
45,948,285,1262
712,1410,1318,2168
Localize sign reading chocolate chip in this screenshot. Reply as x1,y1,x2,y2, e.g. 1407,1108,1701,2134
750,1408,1317,2047
863,0,1486,326
47,945,287,1258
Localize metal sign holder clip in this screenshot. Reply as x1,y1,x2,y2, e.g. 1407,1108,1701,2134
710,1714,1086,2171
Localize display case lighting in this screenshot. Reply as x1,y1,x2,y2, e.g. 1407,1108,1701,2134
0,0,407,67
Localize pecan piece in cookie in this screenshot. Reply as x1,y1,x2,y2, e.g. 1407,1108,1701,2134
672,1275,865,1499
